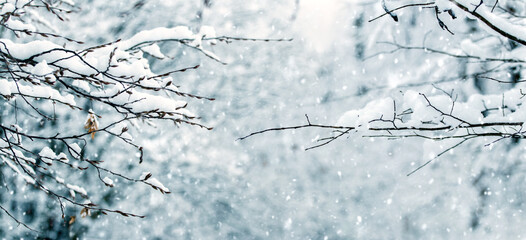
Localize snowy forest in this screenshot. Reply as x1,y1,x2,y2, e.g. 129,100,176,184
1,0,526,239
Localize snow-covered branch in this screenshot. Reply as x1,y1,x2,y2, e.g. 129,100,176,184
0,0,289,231
242,85,526,172
371,0,526,45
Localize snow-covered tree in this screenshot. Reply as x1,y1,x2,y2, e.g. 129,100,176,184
4,0,526,239
233,1,526,238
245,0,526,174
0,0,288,236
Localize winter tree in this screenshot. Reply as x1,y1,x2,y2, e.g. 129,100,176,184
0,0,289,236
235,1,526,238
4,0,526,239
244,0,526,174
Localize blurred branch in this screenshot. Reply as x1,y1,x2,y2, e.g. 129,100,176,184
0,204,38,232
375,41,525,63
372,1,526,45
369,2,435,22
241,90,526,173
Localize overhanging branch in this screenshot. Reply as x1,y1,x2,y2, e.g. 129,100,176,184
450,0,526,45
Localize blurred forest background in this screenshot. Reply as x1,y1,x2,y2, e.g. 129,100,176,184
2,0,526,239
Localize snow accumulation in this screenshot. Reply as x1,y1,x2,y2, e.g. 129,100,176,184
5,18,36,31
39,146,57,164
145,177,170,193
0,3,15,14
455,0,526,44
14,0,30,8
55,176,65,184
338,88,526,130
61,0,75,5
139,172,169,192
116,91,192,116
0,79,11,96
0,25,207,120
72,79,90,92
103,177,114,187
0,39,61,60
32,60,55,77
338,97,394,128
140,44,166,59
4,158,36,185
11,148,35,164
118,26,195,50
90,84,193,117
57,153,69,163
200,25,217,44
66,183,88,196
119,26,221,62
38,147,70,164
0,79,76,105
70,143,82,159
435,0,453,11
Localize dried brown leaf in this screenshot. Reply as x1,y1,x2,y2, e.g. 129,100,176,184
69,216,76,224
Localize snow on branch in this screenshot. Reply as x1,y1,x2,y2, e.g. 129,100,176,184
370,0,526,45
241,88,526,173
449,0,526,45
0,0,291,231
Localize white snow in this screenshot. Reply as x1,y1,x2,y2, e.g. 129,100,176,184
200,26,217,45
1,3,15,14
57,153,69,163
338,97,395,128
146,177,170,193
141,44,166,59
12,148,36,164
0,79,12,96
108,89,193,117
119,26,195,50
72,80,90,92
32,60,54,75
455,0,526,43
66,183,87,196
103,177,114,187
15,0,30,8
435,0,453,11
61,0,75,5
3,156,36,184
70,143,82,159
0,79,76,106
6,18,36,31
38,146,56,164
56,176,65,184
0,39,61,60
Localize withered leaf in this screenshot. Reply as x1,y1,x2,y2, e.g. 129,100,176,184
69,216,76,224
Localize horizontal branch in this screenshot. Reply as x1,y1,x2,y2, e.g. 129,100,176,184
377,41,526,63
240,121,524,140
369,2,435,22
238,123,349,141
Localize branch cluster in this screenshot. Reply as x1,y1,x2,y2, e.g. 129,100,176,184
0,0,220,230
